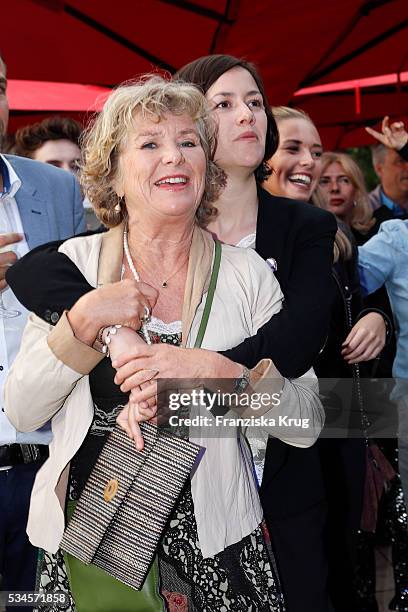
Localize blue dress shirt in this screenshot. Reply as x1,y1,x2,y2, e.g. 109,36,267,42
358,220,408,385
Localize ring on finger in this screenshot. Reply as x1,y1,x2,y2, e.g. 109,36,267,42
141,305,151,324
145,368,159,380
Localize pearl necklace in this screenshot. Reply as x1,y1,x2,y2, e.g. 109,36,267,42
123,227,152,345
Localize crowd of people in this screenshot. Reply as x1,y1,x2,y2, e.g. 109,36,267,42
0,49,407,612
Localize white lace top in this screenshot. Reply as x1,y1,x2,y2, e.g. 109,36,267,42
146,315,181,336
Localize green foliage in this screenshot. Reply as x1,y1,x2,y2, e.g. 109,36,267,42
346,147,379,192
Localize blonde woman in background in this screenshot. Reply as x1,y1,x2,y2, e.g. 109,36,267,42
265,109,386,365
318,151,375,244
265,110,391,612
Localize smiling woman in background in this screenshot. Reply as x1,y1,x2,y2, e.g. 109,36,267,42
264,106,324,200
266,110,386,367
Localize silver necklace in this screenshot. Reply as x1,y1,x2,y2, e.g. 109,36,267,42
123,227,152,345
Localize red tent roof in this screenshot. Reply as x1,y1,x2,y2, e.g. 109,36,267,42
293,72,408,149
3,0,408,145
7,80,110,112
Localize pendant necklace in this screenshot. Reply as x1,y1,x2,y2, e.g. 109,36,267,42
124,228,190,289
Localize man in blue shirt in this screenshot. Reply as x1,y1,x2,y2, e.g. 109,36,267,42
363,119,408,377
359,218,408,512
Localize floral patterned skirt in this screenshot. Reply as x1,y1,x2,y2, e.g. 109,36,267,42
159,486,285,612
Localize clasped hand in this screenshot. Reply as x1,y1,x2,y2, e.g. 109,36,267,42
112,343,241,450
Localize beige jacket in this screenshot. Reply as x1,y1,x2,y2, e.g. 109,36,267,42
5,224,323,557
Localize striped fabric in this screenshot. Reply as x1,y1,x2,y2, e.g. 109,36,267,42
61,422,201,590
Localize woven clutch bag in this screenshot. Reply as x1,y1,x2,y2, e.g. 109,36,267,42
61,422,201,590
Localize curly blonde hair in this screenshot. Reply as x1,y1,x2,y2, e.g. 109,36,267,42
80,75,225,228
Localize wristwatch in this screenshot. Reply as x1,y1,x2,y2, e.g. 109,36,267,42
233,366,251,394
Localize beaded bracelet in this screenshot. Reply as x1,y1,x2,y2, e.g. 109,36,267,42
93,324,123,357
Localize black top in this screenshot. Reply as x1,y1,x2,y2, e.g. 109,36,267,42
7,188,337,518
69,358,128,500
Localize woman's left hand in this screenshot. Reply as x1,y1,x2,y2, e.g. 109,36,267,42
341,312,386,363
116,401,157,451
112,344,242,391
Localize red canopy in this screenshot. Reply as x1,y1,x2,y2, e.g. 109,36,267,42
293,72,408,149
3,0,408,145
7,80,110,112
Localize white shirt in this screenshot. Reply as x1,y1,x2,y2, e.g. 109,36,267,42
0,155,51,447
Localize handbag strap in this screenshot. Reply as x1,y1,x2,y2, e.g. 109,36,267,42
194,239,221,349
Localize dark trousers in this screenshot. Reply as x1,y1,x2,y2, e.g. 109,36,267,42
319,438,366,611
265,501,330,612
0,462,42,611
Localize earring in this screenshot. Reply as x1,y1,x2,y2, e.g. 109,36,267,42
353,200,357,207
114,196,123,213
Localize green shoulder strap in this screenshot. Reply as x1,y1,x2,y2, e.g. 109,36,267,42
194,239,222,349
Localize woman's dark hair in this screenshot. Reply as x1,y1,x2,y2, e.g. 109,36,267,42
175,54,278,182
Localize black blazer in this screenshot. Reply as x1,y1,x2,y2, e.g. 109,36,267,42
223,187,337,378
249,188,337,518
7,188,337,517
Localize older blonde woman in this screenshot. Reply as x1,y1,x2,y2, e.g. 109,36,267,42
5,77,323,611
318,151,375,244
